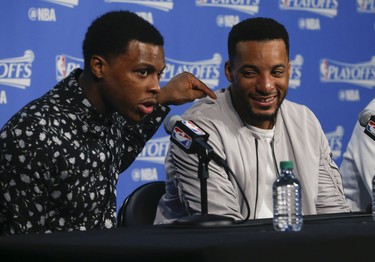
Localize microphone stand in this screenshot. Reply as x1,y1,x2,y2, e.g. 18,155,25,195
171,139,235,227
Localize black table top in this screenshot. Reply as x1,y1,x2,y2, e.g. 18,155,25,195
1,212,374,261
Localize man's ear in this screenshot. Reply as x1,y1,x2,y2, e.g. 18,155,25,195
224,61,233,83
90,55,106,79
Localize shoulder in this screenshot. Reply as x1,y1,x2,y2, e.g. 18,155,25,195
184,88,239,122
281,100,314,114
181,89,243,137
279,100,323,135
280,100,319,122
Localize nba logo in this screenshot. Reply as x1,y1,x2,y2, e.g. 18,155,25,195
183,120,206,136
55,54,83,81
365,116,375,141
56,55,67,81
172,126,192,150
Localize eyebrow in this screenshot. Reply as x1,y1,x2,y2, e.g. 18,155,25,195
137,63,166,72
240,63,287,71
272,63,287,69
239,64,258,71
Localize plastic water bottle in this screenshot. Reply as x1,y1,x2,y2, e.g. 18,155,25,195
273,161,303,231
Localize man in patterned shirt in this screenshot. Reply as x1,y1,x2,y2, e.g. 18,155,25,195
0,11,216,235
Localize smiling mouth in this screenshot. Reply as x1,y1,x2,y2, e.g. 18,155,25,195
252,96,276,103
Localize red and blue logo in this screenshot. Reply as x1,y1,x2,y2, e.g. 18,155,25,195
172,126,192,150
182,120,206,136
366,120,375,137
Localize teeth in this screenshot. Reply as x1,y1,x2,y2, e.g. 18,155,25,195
257,97,273,102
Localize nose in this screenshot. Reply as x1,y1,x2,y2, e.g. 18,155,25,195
256,74,275,93
149,75,161,94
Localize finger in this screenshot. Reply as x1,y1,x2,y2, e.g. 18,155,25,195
192,81,217,100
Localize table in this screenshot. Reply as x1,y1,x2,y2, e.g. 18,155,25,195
0,212,374,261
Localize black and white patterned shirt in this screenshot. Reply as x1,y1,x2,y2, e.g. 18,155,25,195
0,68,169,235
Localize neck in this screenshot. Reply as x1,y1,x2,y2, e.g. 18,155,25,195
79,70,107,115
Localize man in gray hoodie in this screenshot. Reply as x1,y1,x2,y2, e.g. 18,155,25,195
155,17,350,224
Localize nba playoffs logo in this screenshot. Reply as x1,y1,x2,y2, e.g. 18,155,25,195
104,0,174,12
41,0,79,8
136,136,170,164
196,0,260,15
289,54,304,89
320,57,375,89
56,54,83,81
0,50,34,89
357,0,375,13
279,0,338,17
162,53,222,89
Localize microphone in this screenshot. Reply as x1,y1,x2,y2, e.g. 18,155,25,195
358,109,374,127
163,115,235,227
164,115,227,167
164,114,183,134
358,109,375,141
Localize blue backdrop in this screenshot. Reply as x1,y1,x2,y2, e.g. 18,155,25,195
0,0,374,212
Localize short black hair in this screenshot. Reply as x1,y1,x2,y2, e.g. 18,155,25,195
82,10,164,68
228,17,289,62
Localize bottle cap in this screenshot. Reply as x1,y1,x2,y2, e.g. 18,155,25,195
280,161,293,169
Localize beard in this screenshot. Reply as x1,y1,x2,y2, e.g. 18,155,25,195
250,107,278,123
249,90,287,123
